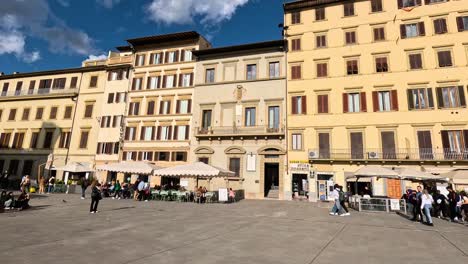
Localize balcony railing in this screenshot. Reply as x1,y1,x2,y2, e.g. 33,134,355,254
195,125,285,137
309,148,468,162
107,56,133,65
0,88,77,98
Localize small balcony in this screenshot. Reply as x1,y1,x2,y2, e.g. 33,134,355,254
195,125,285,139
107,56,133,65
308,148,468,163
0,88,78,101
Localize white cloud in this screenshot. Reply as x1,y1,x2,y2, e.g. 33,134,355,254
96,0,122,9
85,54,108,61
0,0,98,63
56,0,70,7
146,0,250,25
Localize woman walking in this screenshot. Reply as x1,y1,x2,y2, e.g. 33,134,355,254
421,189,434,226
90,181,102,214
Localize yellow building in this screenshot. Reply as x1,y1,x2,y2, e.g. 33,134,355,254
0,65,106,183
119,31,211,184
284,0,468,199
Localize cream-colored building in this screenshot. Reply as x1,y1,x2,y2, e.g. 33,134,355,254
191,40,288,199
284,0,468,199
0,65,106,182
120,31,211,184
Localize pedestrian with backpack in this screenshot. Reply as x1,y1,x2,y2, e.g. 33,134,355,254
339,185,350,216
90,181,102,214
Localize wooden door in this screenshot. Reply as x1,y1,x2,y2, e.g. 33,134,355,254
386,179,401,199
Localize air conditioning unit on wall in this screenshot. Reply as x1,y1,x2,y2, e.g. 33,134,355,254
368,152,380,159
308,150,319,159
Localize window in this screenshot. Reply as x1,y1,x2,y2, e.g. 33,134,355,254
132,78,143,90
407,88,434,110
21,108,30,121
418,130,434,160
373,27,385,41
166,51,177,63
107,93,115,104
205,69,215,83
180,73,193,87
147,101,155,115
59,132,71,148
11,133,24,149
64,106,73,119
318,133,330,159
84,103,94,118
174,125,189,140
176,99,191,114
268,106,280,130
1,83,9,96
70,77,78,88
408,53,423,70
436,86,466,108
346,59,359,75
164,75,176,88
198,157,209,164
89,76,98,88
373,90,398,112
128,102,140,116
108,69,128,81
291,96,306,114
292,133,303,150
30,132,39,149
202,110,212,129
96,142,119,155
79,130,89,149
381,131,396,159
371,0,383,12
159,101,171,115
245,107,256,127
316,35,327,48
8,109,16,121
140,126,155,141
52,78,66,89
345,31,356,45
0,133,11,148
316,63,328,77
457,16,468,32
157,152,170,161
38,79,52,89
343,92,367,113
15,81,22,95
269,62,280,78
229,158,241,177
28,81,35,94
437,50,452,67
182,50,193,62
149,53,162,65
401,22,425,39
433,18,448,34
35,107,43,120
291,65,301,80
158,126,172,141
172,152,187,162
49,106,58,119
375,57,388,72
112,116,121,128
100,116,112,128
291,11,301,24
115,92,126,103
441,130,468,159
350,132,364,159
344,3,355,16
398,0,421,9
291,39,301,51
246,64,257,80
135,54,145,66
124,127,136,141
146,76,160,89
43,131,54,149
315,7,325,21
317,94,329,114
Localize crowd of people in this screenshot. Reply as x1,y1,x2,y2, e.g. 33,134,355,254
402,186,468,225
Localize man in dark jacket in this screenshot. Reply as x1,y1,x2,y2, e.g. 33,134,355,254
433,190,448,218
446,186,462,222
80,178,89,199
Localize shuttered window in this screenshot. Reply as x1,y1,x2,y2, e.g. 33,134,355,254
89,76,98,88
35,107,43,120
291,12,301,24
343,3,354,16
456,16,468,32
408,53,423,70
315,7,325,21
346,60,359,75
316,35,327,48
84,104,94,118
70,77,78,88
373,27,385,41
316,63,328,77
317,95,329,114
400,22,425,39
49,106,58,119
343,92,366,113
436,86,466,108
147,101,155,115
350,132,364,159
79,131,89,149
345,31,356,45
433,18,448,34
318,133,330,158
291,65,301,80
30,132,39,148
8,109,16,121
375,57,388,72
21,108,30,121
64,106,73,119
398,0,422,9
407,88,434,110
371,0,383,12
437,50,452,67
291,96,307,115
372,90,398,112
291,39,301,51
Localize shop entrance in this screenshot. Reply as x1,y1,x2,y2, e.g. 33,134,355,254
317,174,334,201
264,163,279,198
292,174,308,200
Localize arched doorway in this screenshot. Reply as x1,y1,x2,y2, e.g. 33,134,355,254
258,146,286,199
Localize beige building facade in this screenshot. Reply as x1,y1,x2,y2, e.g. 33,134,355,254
284,0,468,199
191,40,289,199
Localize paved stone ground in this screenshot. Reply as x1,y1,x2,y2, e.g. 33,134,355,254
0,194,467,264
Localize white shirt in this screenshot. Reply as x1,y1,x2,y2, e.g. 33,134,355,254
421,194,434,209
330,189,340,201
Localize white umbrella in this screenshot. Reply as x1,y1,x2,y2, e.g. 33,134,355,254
54,162,94,173
96,161,161,175
394,167,447,182
441,169,468,185
154,162,235,178
352,166,399,179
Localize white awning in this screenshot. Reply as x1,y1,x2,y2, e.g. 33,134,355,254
393,167,447,182
53,162,94,173
441,169,468,184
154,162,235,178
96,161,161,175
352,166,399,178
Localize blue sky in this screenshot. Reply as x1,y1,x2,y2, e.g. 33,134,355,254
0,0,285,74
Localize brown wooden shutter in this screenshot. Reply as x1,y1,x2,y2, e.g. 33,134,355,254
418,22,425,36
457,17,464,32
440,19,447,33
146,77,151,89
391,90,399,111
178,74,183,87
343,93,348,113
458,86,466,107
173,126,178,140
185,125,190,140
131,79,136,90
162,76,166,88
407,90,414,110
400,24,406,39
175,50,179,62
360,92,367,112
173,75,178,88
291,97,297,114
436,88,443,108
168,126,173,140
180,50,185,61
159,101,164,114
135,102,140,115
189,73,194,86
149,54,154,65
323,95,329,113
167,101,171,114
301,96,307,114
318,95,323,113
427,88,434,108
140,127,146,140
372,91,379,112
463,130,468,149
176,100,180,114
164,52,169,63
187,99,192,113
441,131,449,150
156,127,161,140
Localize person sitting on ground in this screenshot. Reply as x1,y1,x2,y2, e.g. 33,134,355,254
4,192,15,210
15,190,30,210
228,188,236,203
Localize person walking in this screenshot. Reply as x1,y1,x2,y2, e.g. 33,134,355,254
460,191,468,222
137,180,145,201
47,176,55,194
113,180,121,200
38,176,45,194
133,179,140,201
339,185,350,216
80,178,89,199
329,184,342,216
420,189,434,226
411,186,423,222
90,182,102,214
433,190,448,218
447,186,462,222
